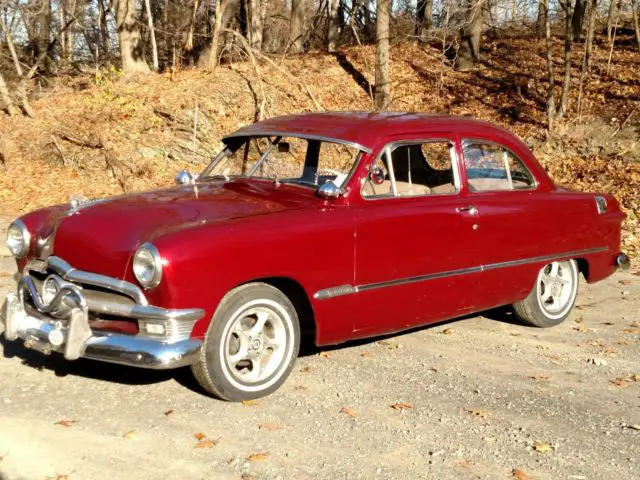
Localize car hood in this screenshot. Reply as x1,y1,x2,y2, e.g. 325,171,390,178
38,181,316,278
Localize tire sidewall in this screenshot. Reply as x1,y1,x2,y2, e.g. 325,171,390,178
529,259,579,327
202,284,300,401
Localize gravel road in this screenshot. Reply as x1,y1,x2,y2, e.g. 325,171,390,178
0,253,638,480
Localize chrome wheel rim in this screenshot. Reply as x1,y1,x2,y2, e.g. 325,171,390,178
223,304,288,385
536,260,576,319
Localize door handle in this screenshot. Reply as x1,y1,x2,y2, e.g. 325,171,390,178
456,205,478,215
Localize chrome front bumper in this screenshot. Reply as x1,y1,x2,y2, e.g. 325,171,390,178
0,258,205,369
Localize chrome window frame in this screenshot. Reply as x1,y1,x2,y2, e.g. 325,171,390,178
200,134,366,191
360,138,462,201
461,138,539,193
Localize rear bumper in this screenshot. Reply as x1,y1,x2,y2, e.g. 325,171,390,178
1,290,203,370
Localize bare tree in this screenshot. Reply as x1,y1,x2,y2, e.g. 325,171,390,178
556,0,575,118
607,0,618,42
115,0,150,73
0,72,18,116
375,0,390,110
577,0,598,114
204,0,227,69
455,0,488,71
144,0,159,70
248,0,265,50
536,0,546,37
327,0,340,52
290,0,304,53
543,0,555,134
572,0,586,40
632,0,640,51
416,0,433,42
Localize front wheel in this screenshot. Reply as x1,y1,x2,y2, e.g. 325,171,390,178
192,283,300,401
512,259,579,328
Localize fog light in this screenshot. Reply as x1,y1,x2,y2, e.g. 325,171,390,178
140,320,167,336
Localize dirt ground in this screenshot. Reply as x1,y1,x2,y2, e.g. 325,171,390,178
0,253,639,480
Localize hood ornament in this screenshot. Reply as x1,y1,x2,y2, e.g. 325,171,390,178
68,194,107,215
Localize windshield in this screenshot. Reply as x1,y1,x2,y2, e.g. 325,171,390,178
200,136,362,188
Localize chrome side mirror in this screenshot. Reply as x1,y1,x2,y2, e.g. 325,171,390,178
317,181,343,199
175,170,197,185
369,166,386,185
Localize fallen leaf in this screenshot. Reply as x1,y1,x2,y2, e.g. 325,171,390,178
241,399,260,406
300,366,313,373
529,374,551,381
622,328,640,334
429,367,439,373
467,408,489,418
391,402,413,411
241,474,256,480
259,423,280,431
339,407,358,417
533,441,553,453
194,432,207,441
574,316,584,323
195,438,220,449
164,409,174,416
616,340,634,345
457,460,474,469
46,474,71,480
361,351,372,358
319,351,331,358
612,378,631,388
441,328,453,335
294,385,308,391
247,452,270,462
599,348,617,356
630,321,640,328
512,468,532,480
573,325,591,333
602,322,614,326
378,340,398,349
54,420,77,427
122,430,136,440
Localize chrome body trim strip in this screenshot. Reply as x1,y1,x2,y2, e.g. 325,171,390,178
314,247,609,299
222,131,373,154
29,256,148,305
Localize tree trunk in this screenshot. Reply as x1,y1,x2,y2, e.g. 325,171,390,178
60,0,77,61
416,0,433,42
143,0,159,70
248,0,264,50
38,0,52,66
556,0,575,118
536,0,546,37
374,0,390,110
185,0,200,52
98,0,110,61
632,0,640,51
0,72,18,116
204,0,225,69
115,0,150,73
577,0,598,115
455,0,487,71
543,0,555,134
327,0,340,52
0,17,24,77
607,0,618,42
572,0,586,41
290,0,304,53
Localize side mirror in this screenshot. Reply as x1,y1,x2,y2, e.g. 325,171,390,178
175,170,197,185
317,181,343,199
369,166,386,185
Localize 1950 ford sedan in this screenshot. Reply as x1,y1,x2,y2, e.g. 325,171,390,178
0,112,630,401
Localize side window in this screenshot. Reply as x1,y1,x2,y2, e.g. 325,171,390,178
362,141,458,198
462,142,535,192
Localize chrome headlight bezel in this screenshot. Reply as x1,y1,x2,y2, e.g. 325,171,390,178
6,219,30,259
133,243,163,289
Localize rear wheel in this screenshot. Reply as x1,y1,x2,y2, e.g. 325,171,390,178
192,283,300,401
513,259,579,328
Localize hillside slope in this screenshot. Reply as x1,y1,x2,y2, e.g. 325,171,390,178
0,34,638,260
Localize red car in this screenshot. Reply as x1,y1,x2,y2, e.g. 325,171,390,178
1,112,630,401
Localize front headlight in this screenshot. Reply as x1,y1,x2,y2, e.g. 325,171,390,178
6,220,30,259
133,243,163,289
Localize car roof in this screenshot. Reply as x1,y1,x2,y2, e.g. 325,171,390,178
223,111,517,153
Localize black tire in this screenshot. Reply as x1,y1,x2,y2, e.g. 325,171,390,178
192,283,300,401
512,259,579,328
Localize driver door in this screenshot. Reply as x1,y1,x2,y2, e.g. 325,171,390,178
350,135,488,337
